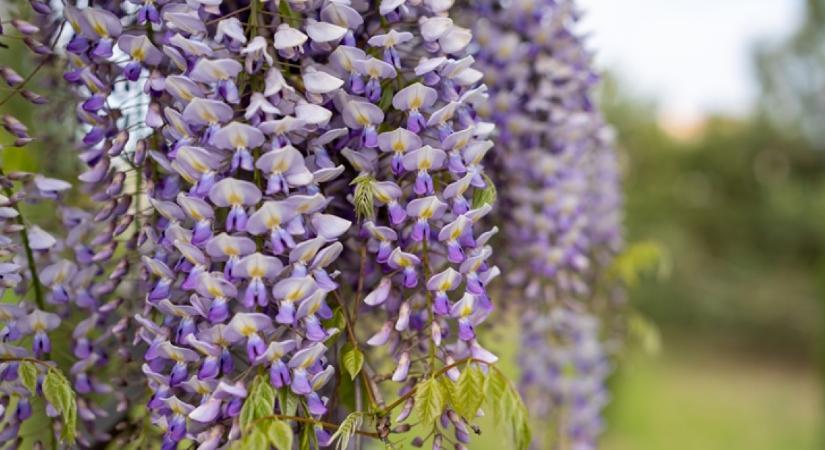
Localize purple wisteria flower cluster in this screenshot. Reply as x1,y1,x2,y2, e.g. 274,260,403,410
0,170,64,443
462,0,624,448
19,0,499,447
0,0,624,447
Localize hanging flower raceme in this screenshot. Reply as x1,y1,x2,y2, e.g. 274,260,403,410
0,0,544,445
459,0,624,448
0,170,75,446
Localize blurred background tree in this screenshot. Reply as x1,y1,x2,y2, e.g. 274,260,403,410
595,1,825,449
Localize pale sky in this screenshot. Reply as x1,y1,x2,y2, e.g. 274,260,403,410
578,0,804,122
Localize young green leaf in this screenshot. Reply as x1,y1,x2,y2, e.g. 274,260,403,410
452,366,486,420
351,174,376,220
240,426,268,450
278,388,299,418
341,343,365,380
300,423,316,450
414,377,445,427
472,174,497,208
42,368,77,444
18,361,38,394
485,366,508,422
330,412,367,450
265,420,294,450
485,369,531,450
240,374,276,431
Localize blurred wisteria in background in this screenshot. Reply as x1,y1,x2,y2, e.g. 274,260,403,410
0,0,630,448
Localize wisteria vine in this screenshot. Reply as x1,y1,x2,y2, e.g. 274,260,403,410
0,0,623,448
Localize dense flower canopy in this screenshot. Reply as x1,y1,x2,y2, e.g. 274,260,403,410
0,0,622,448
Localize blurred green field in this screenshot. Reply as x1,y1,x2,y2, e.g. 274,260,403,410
459,332,822,450
603,340,821,450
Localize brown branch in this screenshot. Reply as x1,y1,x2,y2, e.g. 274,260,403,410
249,414,381,439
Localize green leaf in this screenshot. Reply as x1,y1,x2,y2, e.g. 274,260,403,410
18,361,38,394
378,87,395,111
472,174,497,208
323,307,346,331
42,368,77,444
628,311,662,355
351,174,375,220
608,241,668,287
265,420,294,450
240,374,276,432
330,412,367,450
240,426,268,450
341,344,364,380
299,423,316,450
452,366,486,419
484,366,508,422
278,388,299,418
414,377,445,427
277,0,300,28
485,369,531,450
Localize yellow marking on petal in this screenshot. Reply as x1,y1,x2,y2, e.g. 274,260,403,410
309,302,320,315
356,113,370,126
231,134,247,149
32,319,47,332
208,286,223,297
170,401,186,414
287,289,304,302
450,227,462,240
410,96,422,110
92,21,108,37
228,192,242,205
460,303,473,317
265,215,281,228
374,190,390,203
200,110,218,124
132,47,145,61
240,324,256,336
223,245,239,257
249,265,265,278
168,349,184,362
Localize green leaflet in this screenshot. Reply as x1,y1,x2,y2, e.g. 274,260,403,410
239,374,276,431
265,420,294,450
414,377,446,427
472,174,497,208
452,366,486,420
351,174,376,220
277,0,300,28
485,369,531,450
341,343,365,380
299,421,316,450
240,426,268,450
608,240,667,287
18,361,38,394
278,388,300,418
330,412,369,450
42,367,77,444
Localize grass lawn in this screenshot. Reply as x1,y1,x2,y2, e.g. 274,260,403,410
602,342,822,450
459,330,822,450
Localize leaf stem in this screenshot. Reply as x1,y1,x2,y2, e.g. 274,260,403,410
0,171,45,310
249,414,381,439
